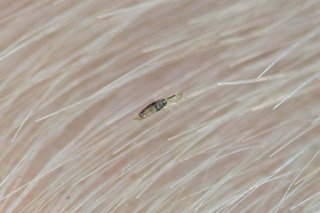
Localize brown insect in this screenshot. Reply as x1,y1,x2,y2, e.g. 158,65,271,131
135,93,183,120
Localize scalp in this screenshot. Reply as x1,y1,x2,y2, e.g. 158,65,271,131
0,0,319,212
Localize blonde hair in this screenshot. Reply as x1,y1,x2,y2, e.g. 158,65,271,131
1,0,319,212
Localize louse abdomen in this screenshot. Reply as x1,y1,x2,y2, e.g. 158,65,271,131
153,99,167,111
138,99,167,119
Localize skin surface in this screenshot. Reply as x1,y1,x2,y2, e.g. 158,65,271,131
0,0,320,212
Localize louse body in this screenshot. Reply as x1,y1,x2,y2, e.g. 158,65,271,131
135,93,183,120
138,99,167,119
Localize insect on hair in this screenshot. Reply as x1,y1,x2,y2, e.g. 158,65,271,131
135,93,183,120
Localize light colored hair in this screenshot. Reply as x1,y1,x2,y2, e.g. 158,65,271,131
1,0,319,212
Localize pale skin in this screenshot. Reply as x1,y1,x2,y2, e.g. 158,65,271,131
0,0,320,212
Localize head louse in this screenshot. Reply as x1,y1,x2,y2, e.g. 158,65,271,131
135,93,183,120
137,99,167,119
